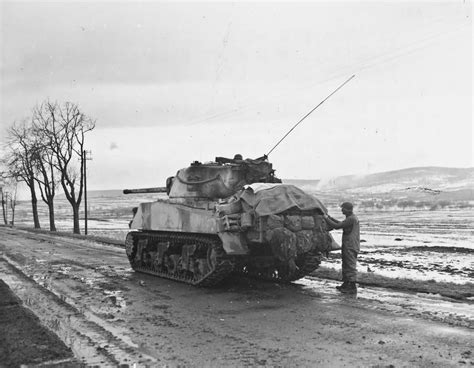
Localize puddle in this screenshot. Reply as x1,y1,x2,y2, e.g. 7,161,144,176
295,277,474,329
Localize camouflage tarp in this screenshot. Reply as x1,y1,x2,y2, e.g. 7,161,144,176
238,184,327,217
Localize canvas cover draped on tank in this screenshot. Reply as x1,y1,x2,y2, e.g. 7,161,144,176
237,184,328,217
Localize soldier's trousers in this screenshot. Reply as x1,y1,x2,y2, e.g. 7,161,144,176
342,247,358,282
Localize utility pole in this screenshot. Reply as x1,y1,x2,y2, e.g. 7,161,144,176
0,179,3,225
0,186,5,225
83,150,92,235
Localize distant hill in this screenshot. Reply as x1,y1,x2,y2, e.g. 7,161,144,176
313,167,473,191
285,167,474,202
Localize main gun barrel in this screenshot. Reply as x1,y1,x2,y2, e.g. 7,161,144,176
123,187,167,194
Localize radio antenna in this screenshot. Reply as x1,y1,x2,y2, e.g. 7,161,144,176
266,74,355,156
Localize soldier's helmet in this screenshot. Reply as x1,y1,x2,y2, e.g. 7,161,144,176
340,202,353,211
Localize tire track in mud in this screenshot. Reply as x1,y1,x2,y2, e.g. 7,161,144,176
0,226,124,256
0,228,193,367
185,320,298,367
0,231,156,366
0,248,157,367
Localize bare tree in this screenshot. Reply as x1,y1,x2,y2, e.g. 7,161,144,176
33,101,95,234
3,122,42,228
29,120,60,231
32,146,59,231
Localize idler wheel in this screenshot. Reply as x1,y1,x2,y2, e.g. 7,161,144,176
125,233,137,261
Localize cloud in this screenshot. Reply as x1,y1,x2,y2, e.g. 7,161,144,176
1,1,471,185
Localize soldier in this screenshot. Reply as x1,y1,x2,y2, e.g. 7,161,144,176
324,202,360,294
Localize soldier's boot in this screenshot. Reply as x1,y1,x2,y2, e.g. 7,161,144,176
336,281,348,291
340,281,357,294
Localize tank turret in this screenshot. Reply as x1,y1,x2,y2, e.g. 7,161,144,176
124,155,337,286
165,154,280,199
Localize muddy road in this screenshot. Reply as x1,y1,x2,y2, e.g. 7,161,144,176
0,227,472,367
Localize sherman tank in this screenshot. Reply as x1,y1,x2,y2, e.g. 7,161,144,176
124,154,337,287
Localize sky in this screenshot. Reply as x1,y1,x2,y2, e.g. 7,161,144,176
1,1,472,192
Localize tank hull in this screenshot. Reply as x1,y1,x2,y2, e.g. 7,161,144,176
124,155,336,287
130,200,249,255
131,201,218,233
125,184,336,286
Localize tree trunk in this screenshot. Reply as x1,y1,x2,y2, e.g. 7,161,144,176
1,191,6,225
72,204,80,234
47,200,56,232
29,181,41,229
11,205,15,226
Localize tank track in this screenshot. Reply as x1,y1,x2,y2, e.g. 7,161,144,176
126,231,235,287
237,249,323,283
